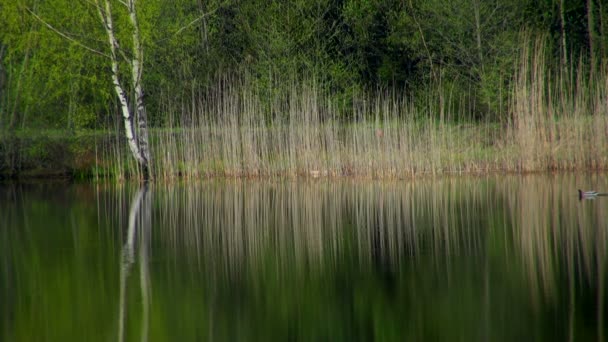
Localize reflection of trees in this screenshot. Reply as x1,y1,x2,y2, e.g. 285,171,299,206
118,184,151,342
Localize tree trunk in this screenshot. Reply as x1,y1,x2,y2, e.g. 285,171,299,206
587,0,598,72
599,1,606,61
473,0,484,69
8,28,35,130
197,0,210,55
559,0,568,68
127,0,151,176
96,0,151,178
0,45,5,103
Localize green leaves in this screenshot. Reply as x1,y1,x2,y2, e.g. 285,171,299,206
0,0,606,128
0,0,110,129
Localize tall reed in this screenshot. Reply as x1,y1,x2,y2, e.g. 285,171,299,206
98,38,608,180
509,37,608,171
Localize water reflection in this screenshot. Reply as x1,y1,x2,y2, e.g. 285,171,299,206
1,174,607,341
118,184,151,342
502,176,607,341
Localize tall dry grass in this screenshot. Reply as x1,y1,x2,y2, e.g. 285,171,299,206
509,38,608,171
96,38,608,180
98,85,500,179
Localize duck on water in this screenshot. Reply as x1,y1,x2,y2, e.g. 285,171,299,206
578,189,608,200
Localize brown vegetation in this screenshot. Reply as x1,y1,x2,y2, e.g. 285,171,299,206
94,40,608,180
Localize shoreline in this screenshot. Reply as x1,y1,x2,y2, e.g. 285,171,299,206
0,121,608,181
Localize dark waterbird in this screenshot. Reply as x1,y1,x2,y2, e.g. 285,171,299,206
578,189,608,200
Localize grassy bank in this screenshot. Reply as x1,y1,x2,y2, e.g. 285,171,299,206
0,130,112,179
2,108,604,181
2,41,608,180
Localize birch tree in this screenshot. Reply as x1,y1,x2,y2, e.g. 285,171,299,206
95,0,151,178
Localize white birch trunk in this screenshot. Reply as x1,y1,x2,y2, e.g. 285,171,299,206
127,0,151,167
96,0,150,176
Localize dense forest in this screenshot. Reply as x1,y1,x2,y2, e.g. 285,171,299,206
1,0,606,129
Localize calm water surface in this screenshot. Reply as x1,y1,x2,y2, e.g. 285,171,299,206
1,174,607,341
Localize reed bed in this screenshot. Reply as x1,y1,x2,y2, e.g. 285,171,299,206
96,41,608,180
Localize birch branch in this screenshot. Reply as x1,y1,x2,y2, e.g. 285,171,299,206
173,8,219,36
25,7,111,59
156,1,227,43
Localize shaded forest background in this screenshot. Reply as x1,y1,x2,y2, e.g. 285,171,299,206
0,0,606,129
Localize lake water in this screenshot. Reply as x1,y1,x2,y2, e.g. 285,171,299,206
1,174,607,341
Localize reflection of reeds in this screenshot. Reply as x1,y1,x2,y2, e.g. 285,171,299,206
150,179,492,276
501,174,608,313
142,175,607,308
92,174,608,335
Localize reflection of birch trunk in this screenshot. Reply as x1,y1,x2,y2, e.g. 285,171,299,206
597,228,605,342
139,186,151,342
118,184,151,342
599,257,605,342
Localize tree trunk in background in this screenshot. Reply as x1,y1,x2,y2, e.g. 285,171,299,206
587,0,598,71
599,1,606,60
96,0,151,178
197,0,210,55
0,44,7,128
559,0,568,68
8,22,36,130
0,45,5,103
473,0,484,70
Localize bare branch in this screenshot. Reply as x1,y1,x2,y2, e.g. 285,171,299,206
153,1,229,44
173,8,219,37
25,7,110,59
157,1,229,44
